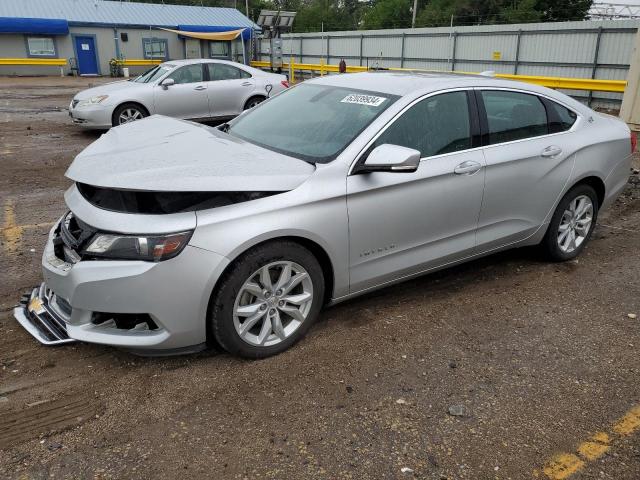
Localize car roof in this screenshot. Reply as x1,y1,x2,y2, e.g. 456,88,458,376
306,71,589,112
160,58,269,76
161,58,247,67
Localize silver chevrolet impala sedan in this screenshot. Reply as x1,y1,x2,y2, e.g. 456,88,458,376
16,72,633,358
68,59,288,129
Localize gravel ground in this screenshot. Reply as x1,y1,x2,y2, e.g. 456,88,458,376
0,77,639,480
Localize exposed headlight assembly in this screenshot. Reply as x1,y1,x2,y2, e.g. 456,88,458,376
84,231,192,262
78,95,109,107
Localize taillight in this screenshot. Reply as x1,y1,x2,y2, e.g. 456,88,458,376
281,80,290,88
631,131,637,154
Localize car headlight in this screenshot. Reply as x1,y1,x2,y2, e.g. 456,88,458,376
84,231,193,262
77,95,109,107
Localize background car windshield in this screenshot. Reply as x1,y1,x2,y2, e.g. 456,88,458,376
133,65,174,83
228,84,398,163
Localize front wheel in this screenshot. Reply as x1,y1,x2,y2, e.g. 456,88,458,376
112,103,147,126
541,184,599,261
209,241,325,358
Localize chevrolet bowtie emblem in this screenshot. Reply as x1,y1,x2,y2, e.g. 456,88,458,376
28,297,45,315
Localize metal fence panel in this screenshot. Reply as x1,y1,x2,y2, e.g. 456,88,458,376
362,36,402,59
456,33,518,63
519,32,598,63
302,38,325,56
598,31,637,65
402,59,452,70
455,61,514,74
403,35,452,60
330,37,361,58
257,19,640,107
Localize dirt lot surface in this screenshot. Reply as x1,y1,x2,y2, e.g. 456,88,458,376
1,77,639,480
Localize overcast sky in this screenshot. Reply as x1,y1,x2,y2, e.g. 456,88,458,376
592,0,640,6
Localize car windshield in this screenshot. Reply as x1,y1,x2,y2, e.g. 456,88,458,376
132,65,175,83
227,84,399,164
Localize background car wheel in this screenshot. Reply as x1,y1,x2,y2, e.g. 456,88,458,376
541,184,599,261
244,96,265,110
209,241,325,358
112,103,148,127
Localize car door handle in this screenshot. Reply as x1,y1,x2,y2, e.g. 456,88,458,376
241,82,252,86
194,85,207,91
541,146,563,158
454,161,482,175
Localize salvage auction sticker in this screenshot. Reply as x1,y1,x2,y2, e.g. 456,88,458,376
341,94,387,107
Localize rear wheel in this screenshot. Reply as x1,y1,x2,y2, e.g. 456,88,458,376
112,103,148,126
244,96,265,110
209,241,324,358
541,184,599,261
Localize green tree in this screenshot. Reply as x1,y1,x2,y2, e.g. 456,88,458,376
416,0,592,27
534,0,592,22
362,0,413,29
293,0,356,32
501,0,541,24
113,0,593,31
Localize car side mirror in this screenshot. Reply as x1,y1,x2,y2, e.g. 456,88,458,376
358,144,421,173
160,78,175,89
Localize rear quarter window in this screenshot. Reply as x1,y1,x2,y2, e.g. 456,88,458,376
546,101,578,133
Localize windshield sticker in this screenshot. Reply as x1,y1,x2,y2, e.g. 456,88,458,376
341,94,387,107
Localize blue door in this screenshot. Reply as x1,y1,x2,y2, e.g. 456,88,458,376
74,36,98,75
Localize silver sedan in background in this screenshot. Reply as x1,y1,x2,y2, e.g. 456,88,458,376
17,72,633,358
68,59,289,129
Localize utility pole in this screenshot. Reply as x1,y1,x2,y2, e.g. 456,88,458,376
246,0,249,17
411,0,418,27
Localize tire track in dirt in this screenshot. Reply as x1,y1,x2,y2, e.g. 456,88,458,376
0,394,103,449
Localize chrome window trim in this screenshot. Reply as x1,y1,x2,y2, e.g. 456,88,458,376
474,86,582,140
348,85,582,175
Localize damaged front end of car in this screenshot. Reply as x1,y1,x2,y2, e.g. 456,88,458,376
14,116,315,353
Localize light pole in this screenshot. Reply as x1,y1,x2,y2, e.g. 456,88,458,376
412,0,418,27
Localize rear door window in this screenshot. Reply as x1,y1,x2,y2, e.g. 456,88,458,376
207,63,251,81
480,90,548,144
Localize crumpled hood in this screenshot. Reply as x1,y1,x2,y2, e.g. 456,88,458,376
65,115,316,192
73,80,143,100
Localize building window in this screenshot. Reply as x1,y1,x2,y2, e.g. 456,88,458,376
209,41,230,58
27,37,56,57
143,38,168,60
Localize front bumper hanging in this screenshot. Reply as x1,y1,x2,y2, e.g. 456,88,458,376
13,283,77,346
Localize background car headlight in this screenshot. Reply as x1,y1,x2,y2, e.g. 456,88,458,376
84,231,192,261
78,95,109,107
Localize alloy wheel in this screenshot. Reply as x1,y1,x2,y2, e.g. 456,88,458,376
557,194,593,253
245,98,263,110
233,261,314,347
118,108,144,124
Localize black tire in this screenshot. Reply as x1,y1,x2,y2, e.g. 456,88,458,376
112,103,148,127
209,241,325,359
243,96,265,110
541,184,599,261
